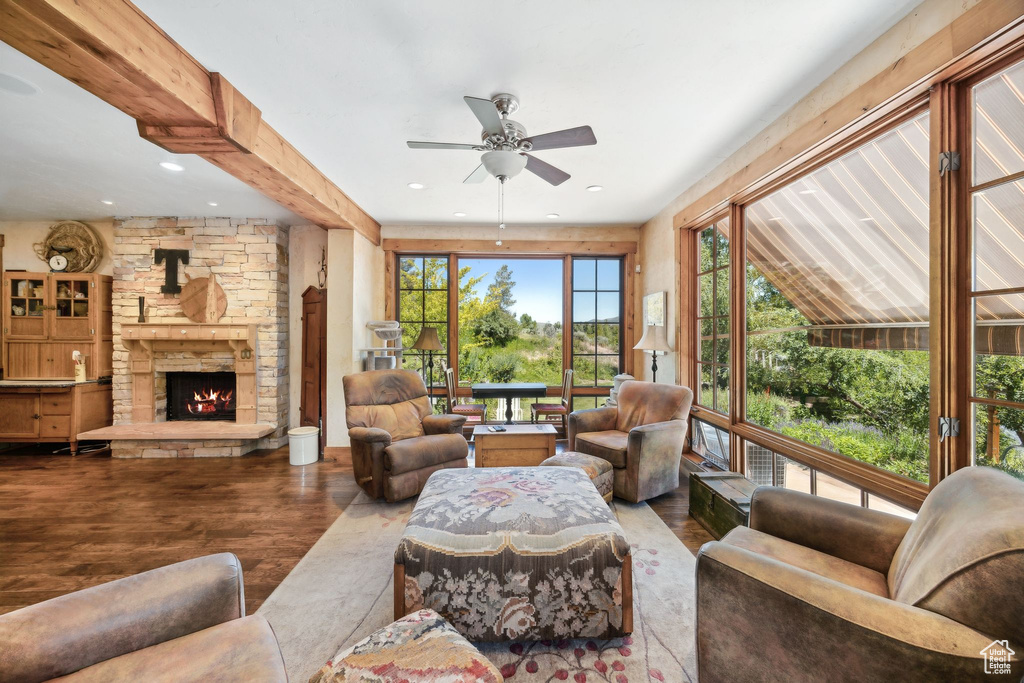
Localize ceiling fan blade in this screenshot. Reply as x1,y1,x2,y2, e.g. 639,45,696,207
407,141,480,150
463,164,489,184
464,96,503,136
525,154,570,186
524,125,597,151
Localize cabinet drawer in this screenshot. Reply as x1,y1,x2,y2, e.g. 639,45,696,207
123,326,170,340
171,326,202,340
40,415,71,437
40,392,72,415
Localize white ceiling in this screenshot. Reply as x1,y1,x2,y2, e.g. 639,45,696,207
0,43,301,224
2,0,921,228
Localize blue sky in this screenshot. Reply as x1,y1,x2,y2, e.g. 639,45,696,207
461,258,563,323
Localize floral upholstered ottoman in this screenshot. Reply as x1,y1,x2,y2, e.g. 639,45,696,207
539,452,614,502
395,467,632,643
309,609,502,682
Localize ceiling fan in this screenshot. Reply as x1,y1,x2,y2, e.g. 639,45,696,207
406,93,596,187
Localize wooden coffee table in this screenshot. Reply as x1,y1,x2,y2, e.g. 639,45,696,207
473,424,556,467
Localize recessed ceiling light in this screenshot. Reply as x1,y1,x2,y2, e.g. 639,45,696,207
453,211,466,217
586,185,603,192
798,189,817,195
407,182,425,190
546,213,560,219
159,161,185,172
100,200,114,205
207,201,219,207
0,73,40,96
859,217,875,222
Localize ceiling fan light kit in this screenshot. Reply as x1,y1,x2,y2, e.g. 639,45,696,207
406,92,597,187
407,92,598,243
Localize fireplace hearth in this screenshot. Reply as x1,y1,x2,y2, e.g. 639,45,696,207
167,372,236,422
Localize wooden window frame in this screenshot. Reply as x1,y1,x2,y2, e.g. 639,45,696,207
677,21,1024,510
387,244,635,403
694,218,731,415
394,254,450,393
570,256,627,393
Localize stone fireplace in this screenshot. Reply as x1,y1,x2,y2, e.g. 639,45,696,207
103,216,289,458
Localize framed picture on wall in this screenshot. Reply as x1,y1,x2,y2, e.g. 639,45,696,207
643,291,666,327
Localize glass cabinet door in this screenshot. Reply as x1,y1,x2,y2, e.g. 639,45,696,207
7,277,47,338
51,276,92,339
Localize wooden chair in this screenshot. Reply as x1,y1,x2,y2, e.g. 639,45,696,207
445,367,486,425
531,369,573,434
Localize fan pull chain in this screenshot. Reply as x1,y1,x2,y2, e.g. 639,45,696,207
496,179,505,246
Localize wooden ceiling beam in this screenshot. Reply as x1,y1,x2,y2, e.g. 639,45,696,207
0,0,380,244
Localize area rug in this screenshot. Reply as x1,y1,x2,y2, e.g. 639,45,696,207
257,493,697,682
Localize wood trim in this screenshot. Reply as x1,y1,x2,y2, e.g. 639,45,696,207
621,551,633,634
672,0,1024,229
393,562,406,620
674,224,684,386
727,203,746,474
733,422,928,510
562,256,572,376
324,446,351,464
0,0,380,244
623,253,636,376
383,251,396,321
382,239,637,255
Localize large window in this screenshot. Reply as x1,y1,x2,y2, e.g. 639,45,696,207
696,218,730,412
457,257,564,390
398,256,448,382
968,59,1024,480
744,111,932,484
572,258,623,388
394,252,628,421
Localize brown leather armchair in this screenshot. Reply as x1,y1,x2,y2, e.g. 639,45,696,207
0,553,286,682
696,467,1024,682
343,369,468,502
568,380,693,502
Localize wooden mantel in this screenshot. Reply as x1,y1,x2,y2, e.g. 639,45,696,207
120,323,258,424
0,0,380,244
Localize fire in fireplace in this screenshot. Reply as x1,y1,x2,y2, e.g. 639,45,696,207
166,372,236,422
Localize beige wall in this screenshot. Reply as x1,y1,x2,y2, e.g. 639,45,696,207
287,225,328,428
637,0,982,385
0,220,115,274
326,229,385,448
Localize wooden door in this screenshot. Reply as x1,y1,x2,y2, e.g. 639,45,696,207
50,274,93,340
300,286,327,456
5,273,48,340
0,392,41,438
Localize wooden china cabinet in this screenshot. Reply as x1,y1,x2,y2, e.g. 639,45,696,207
0,271,114,455
2,272,113,380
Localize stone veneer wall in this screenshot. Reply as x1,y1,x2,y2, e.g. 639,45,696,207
111,217,288,457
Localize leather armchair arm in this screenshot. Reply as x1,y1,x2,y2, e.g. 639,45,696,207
568,406,617,450
748,486,912,574
627,420,686,456
348,426,393,445
422,413,467,435
0,553,246,683
696,542,1008,682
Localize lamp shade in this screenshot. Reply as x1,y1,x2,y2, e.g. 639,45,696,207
633,324,671,353
411,326,444,352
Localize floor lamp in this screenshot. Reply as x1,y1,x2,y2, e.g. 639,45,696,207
634,324,671,383
411,326,444,399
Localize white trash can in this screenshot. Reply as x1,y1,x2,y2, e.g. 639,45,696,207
288,426,319,466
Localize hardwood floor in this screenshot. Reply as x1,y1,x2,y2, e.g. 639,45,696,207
0,446,713,616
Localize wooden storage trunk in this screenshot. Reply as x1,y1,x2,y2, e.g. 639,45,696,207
689,471,757,540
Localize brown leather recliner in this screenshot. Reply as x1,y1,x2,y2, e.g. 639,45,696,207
568,380,693,502
0,553,286,682
696,466,1024,682
343,369,468,502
